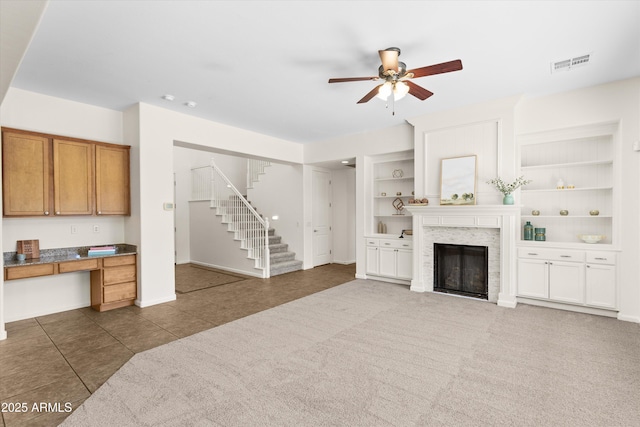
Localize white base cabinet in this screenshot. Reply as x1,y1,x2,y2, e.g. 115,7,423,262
517,247,616,311
366,238,412,281
585,253,617,309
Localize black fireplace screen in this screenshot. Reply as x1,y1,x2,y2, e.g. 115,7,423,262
434,243,488,299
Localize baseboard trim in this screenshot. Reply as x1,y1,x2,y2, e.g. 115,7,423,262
617,313,640,323
188,261,263,278
517,297,618,319
135,294,177,308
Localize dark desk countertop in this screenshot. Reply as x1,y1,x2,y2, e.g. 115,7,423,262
3,244,137,268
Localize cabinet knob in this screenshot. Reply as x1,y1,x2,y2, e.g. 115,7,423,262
56,211,60,215
44,211,49,215
98,211,102,215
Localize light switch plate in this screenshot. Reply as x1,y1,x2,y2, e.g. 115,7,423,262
163,202,175,211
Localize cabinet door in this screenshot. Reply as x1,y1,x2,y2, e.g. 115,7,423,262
585,264,616,309
548,261,584,304
396,249,412,279
2,132,51,216
366,246,379,274
517,258,548,298
378,247,396,277
96,144,130,215
53,139,94,215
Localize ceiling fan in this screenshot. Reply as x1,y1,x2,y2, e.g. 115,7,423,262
328,47,463,105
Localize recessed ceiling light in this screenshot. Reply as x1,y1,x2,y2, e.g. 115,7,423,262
185,101,197,108
162,94,175,101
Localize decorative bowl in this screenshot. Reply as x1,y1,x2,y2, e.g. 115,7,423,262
589,210,600,216
578,234,605,244
559,209,569,216
531,210,540,216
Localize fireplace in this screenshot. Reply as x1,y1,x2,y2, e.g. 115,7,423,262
434,243,488,300
405,205,520,308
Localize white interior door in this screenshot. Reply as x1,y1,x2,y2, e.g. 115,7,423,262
312,169,332,266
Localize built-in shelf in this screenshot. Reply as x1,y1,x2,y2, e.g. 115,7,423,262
369,153,414,237
521,159,613,170
518,123,618,246
522,186,613,193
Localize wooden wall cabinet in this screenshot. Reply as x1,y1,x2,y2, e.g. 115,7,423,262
2,131,51,216
96,144,130,215
2,128,130,217
53,138,94,215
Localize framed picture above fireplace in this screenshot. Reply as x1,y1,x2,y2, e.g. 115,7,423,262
440,155,477,205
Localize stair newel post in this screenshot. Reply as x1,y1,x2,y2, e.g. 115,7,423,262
264,218,270,278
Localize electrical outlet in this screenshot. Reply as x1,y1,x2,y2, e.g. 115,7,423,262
93,225,100,233
71,225,77,234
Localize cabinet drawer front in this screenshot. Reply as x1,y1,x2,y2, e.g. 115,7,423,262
387,240,413,249
58,258,99,273
366,239,379,247
518,248,553,259
103,281,136,303
103,265,136,284
6,263,55,280
518,247,584,262
103,255,135,267
586,251,616,265
547,250,584,262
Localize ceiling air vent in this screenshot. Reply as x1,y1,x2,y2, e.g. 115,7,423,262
551,53,591,73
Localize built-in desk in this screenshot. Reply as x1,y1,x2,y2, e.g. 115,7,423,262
3,244,137,312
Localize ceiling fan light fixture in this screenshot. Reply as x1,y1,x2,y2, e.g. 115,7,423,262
393,81,410,100
376,81,392,100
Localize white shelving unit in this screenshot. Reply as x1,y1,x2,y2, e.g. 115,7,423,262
518,126,616,246
371,155,414,237
515,123,620,314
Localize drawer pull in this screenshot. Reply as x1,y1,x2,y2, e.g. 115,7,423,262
527,253,538,256
560,255,572,258
595,257,607,260
402,244,409,247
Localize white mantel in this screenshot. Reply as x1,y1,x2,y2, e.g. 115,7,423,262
406,205,520,308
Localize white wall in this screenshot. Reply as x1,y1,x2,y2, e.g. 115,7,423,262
173,146,249,264
0,88,125,322
129,103,304,309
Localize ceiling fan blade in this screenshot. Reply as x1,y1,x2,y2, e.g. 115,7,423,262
379,49,399,73
328,76,379,83
357,84,383,104
405,80,434,100
406,59,463,79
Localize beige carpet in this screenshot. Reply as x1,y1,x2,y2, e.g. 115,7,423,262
62,279,640,426
174,263,248,293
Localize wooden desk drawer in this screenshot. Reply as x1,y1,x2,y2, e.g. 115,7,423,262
59,258,99,273
103,281,136,303
103,264,136,285
103,255,135,267
5,263,55,280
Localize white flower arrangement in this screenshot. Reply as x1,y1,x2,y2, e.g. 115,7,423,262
487,176,532,195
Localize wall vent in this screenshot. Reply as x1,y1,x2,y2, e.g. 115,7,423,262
551,53,591,73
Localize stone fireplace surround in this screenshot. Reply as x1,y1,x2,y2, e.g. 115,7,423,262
406,205,520,308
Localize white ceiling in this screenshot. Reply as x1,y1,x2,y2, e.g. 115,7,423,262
5,1,640,144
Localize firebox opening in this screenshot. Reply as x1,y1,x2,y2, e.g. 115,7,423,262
434,243,488,300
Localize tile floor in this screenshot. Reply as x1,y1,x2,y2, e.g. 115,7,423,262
0,263,356,426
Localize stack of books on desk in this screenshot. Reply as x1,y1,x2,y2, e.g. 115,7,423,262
88,246,116,256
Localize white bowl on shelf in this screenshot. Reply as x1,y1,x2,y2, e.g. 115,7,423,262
578,234,605,244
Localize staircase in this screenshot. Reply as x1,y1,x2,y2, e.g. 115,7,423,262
219,198,302,277
268,227,303,276
192,160,302,278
